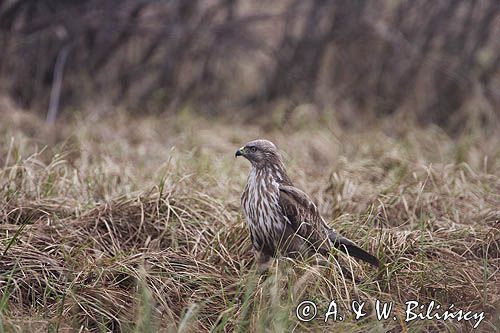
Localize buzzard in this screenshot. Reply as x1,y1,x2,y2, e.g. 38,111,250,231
235,139,379,272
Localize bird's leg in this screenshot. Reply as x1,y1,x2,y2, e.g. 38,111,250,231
254,250,272,274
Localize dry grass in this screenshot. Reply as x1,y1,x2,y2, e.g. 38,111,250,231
0,103,499,332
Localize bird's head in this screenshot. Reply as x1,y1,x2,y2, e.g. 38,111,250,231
235,139,281,167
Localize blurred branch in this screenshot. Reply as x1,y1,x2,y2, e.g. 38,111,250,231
46,43,71,124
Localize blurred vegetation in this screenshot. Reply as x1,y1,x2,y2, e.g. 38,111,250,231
0,0,499,131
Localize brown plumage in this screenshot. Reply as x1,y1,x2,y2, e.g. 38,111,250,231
235,139,379,272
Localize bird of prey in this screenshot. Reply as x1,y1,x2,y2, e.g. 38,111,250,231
235,139,379,272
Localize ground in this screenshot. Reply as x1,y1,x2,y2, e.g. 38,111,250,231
0,104,499,332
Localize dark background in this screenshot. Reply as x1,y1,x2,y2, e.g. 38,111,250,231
1,0,499,132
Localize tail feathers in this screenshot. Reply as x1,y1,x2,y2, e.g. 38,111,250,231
329,232,379,267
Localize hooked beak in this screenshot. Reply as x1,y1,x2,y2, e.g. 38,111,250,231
235,146,244,158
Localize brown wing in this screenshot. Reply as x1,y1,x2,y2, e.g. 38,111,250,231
278,185,331,254
279,185,379,266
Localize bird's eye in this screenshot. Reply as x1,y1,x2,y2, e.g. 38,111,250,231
249,147,257,153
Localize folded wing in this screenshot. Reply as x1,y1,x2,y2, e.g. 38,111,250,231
279,185,379,267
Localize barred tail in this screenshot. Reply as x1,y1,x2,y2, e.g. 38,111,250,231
329,231,379,267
